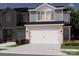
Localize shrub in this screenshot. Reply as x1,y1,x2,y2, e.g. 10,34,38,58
63,40,79,46
16,39,30,45
0,38,7,43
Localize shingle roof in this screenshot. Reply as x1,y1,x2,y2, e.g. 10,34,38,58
0,3,66,13
25,3,64,9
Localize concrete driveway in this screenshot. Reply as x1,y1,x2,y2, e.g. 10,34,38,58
0,43,66,56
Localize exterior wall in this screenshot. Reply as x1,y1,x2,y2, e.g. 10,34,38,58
26,27,30,41
17,13,23,25
23,13,29,23
29,9,64,22
16,28,26,40
0,8,29,43
12,29,17,41
30,11,37,22
1,10,17,27
63,26,71,40
0,8,29,42
37,4,54,11
25,25,63,44
55,9,63,21
0,29,3,40
63,11,70,23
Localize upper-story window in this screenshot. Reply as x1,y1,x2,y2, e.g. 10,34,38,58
38,11,45,20
6,13,11,23
37,11,54,20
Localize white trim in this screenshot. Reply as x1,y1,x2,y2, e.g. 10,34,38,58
62,9,63,21
64,26,72,27
36,11,38,21
28,9,36,11
54,10,55,21
28,4,64,11
45,10,46,20
24,24,64,27
40,11,41,20
29,11,31,22
35,3,56,10
56,7,64,9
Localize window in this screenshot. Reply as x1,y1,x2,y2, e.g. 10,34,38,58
6,13,11,22
37,11,45,20
51,11,54,20
37,11,54,20
41,11,45,20
46,11,51,20
38,11,40,20
17,13,23,24
30,11,36,22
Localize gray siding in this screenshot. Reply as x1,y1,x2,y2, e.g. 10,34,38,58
30,11,37,22
1,10,17,27
63,11,70,23
16,28,26,40
12,29,17,41
30,9,64,22
64,27,69,40
0,29,3,39
23,13,29,23
55,9,63,21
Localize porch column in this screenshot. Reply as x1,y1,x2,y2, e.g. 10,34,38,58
69,26,71,40
36,11,38,20
29,11,31,22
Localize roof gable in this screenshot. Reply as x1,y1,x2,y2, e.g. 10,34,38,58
28,3,64,11
35,3,56,10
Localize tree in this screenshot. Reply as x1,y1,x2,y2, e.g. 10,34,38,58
66,7,79,39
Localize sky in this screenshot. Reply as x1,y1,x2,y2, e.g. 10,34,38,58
0,3,78,10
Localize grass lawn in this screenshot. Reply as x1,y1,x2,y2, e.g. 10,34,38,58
7,44,20,47
62,51,79,55
61,45,79,49
0,48,7,51
7,44,24,47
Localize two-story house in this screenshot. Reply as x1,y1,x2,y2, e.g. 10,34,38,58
0,7,29,43
0,3,71,48
25,3,71,47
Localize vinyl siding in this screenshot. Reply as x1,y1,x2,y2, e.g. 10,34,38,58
55,9,63,21
30,11,37,22
63,11,70,23
1,11,17,27
16,28,26,40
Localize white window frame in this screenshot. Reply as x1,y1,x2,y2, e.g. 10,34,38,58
36,10,55,21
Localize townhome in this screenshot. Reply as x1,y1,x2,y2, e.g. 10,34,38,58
25,3,71,48
0,7,29,43
0,3,71,48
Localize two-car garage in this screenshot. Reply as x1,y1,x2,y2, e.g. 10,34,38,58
25,24,63,48
30,30,60,44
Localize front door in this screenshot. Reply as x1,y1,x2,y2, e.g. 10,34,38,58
3,29,12,42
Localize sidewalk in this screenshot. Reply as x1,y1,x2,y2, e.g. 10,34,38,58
0,42,16,49
0,43,67,56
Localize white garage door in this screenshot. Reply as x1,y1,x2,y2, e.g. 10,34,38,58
30,29,60,44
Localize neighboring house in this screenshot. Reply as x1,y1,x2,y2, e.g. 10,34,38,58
0,3,71,48
0,7,29,42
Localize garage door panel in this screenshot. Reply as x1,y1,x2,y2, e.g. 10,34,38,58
30,30,60,44
31,31,44,43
